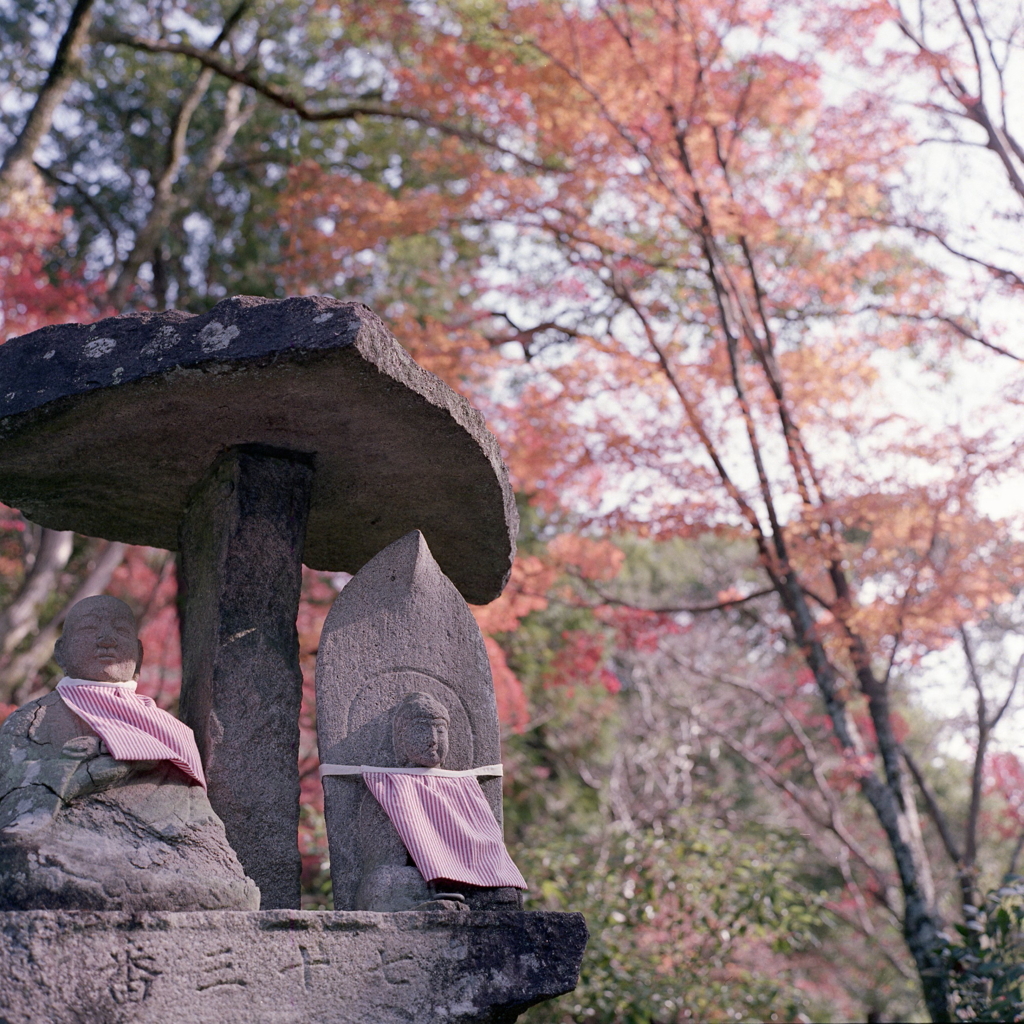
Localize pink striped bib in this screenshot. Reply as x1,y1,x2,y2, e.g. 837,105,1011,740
56,678,206,789
363,772,526,890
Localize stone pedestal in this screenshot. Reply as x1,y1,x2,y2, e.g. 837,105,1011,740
0,909,587,1023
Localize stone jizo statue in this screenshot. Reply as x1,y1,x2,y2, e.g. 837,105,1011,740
0,595,258,911
348,691,526,912
317,532,527,913
353,692,455,911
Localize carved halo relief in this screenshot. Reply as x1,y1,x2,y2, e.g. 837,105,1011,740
345,670,474,769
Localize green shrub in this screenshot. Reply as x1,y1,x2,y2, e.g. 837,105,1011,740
946,877,1024,1022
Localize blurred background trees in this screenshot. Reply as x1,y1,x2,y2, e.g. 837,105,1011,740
3,0,1024,1019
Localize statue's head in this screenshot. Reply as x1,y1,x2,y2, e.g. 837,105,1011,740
392,691,450,769
54,595,143,683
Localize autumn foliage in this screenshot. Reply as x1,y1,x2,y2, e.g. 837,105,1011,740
272,2,1024,1015
0,206,98,341
4,0,1024,1017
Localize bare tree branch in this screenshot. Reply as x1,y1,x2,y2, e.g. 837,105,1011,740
872,217,1024,291
897,9,1024,203
902,743,964,866
708,668,892,893
989,650,1024,730
572,575,776,615
691,708,899,917
93,29,555,171
857,303,1024,362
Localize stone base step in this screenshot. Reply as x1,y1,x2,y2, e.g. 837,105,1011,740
0,908,587,1023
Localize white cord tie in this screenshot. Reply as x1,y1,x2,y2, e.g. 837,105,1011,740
319,763,503,780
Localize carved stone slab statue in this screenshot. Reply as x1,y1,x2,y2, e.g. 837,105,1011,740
0,595,258,911
317,531,526,911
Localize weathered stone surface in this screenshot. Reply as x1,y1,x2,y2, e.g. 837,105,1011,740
0,692,259,913
0,295,516,604
0,909,588,1023
317,531,518,912
178,448,311,911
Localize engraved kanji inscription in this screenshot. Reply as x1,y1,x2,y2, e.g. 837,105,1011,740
197,946,247,991
375,943,416,986
109,944,162,1004
280,944,331,990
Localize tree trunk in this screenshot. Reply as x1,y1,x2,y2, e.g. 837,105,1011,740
107,67,215,309
0,529,74,656
107,2,252,309
1,540,125,703
778,574,951,1021
0,0,96,207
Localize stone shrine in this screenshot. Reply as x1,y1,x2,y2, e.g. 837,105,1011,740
0,295,517,908
0,297,586,1023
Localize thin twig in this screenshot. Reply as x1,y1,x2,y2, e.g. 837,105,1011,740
573,575,776,615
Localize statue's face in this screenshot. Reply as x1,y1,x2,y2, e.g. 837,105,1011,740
394,713,450,769
59,604,140,682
